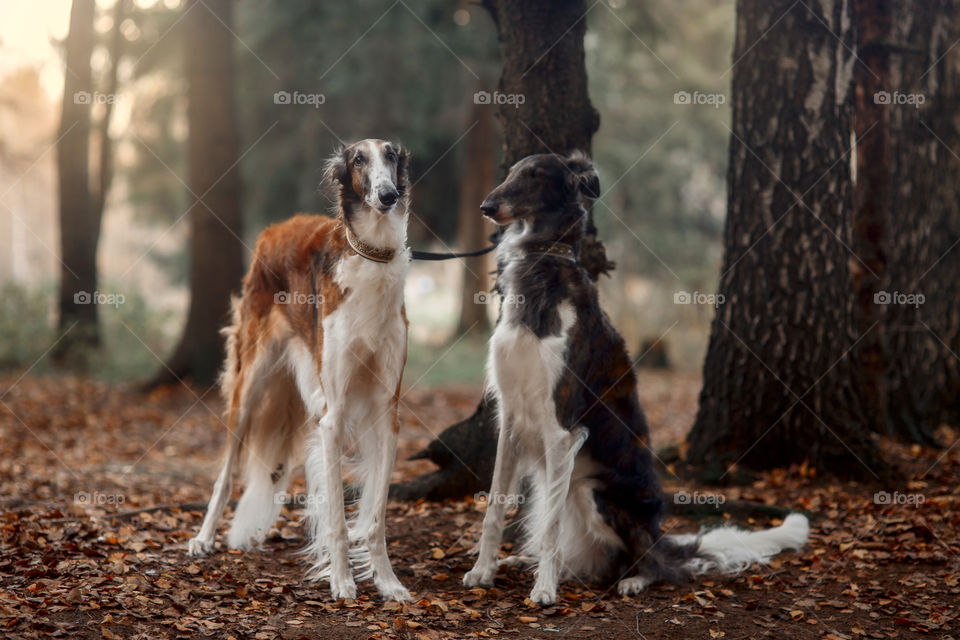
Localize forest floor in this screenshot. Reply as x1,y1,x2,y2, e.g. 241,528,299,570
1,372,958,640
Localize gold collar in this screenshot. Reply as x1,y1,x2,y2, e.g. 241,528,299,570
523,241,577,263
345,225,397,263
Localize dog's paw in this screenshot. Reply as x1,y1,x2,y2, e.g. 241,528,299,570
617,576,651,596
226,533,263,552
330,579,358,601
463,565,496,588
187,536,214,557
227,534,253,551
529,585,557,606
376,580,412,603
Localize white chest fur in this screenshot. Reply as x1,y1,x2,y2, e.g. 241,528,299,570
319,252,408,407
488,298,575,447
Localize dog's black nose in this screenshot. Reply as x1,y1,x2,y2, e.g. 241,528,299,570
480,202,498,217
379,190,398,207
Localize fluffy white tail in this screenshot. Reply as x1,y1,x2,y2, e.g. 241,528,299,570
678,513,810,575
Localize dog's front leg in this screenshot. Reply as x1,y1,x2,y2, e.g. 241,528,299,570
464,416,519,588
530,426,587,605
363,410,411,601
311,411,357,600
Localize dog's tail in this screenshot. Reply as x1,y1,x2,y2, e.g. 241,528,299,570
672,513,810,575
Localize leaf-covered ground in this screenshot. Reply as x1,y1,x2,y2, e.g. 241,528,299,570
1,373,958,639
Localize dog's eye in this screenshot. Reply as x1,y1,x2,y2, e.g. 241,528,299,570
353,155,364,166
386,152,397,162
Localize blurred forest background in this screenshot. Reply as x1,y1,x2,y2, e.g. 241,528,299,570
3,3,960,636
0,0,731,384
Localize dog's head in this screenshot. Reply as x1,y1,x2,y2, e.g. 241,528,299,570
480,151,599,230
325,139,410,214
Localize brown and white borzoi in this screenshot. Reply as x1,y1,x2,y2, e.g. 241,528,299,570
187,139,413,602
463,151,809,605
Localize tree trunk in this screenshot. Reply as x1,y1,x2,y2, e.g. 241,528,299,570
392,0,604,500
55,0,98,360
482,0,599,170
851,0,890,436
153,0,243,387
686,0,889,480
884,0,960,443
454,95,495,337
91,0,126,222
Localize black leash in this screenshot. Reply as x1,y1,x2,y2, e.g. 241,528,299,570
410,244,498,261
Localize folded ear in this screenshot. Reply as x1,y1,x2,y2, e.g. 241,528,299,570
395,144,410,196
565,150,600,199
323,146,349,187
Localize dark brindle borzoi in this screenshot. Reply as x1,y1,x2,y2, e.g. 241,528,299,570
463,151,809,605
188,139,413,602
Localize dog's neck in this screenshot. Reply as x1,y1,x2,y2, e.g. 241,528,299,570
498,215,582,267
342,202,408,263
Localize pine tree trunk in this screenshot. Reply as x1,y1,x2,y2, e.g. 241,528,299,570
392,0,603,500
482,0,599,170
884,0,960,443
454,96,495,337
154,0,244,387
55,0,99,360
686,0,888,480
851,0,890,436
91,0,126,222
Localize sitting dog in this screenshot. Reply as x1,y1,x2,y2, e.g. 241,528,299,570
188,139,412,602
463,150,809,605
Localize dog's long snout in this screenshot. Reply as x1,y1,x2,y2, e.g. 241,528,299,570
378,187,399,208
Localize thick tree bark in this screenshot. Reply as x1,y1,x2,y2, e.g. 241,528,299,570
55,0,98,359
686,0,888,480
851,0,890,435
392,0,604,500
454,96,495,337
884,0,960,443
482,0,599,170
153,0,244,386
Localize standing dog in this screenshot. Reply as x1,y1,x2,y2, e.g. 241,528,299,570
463,151,809,605
188,139,412,602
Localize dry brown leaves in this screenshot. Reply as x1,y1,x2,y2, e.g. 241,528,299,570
0,374,958,639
